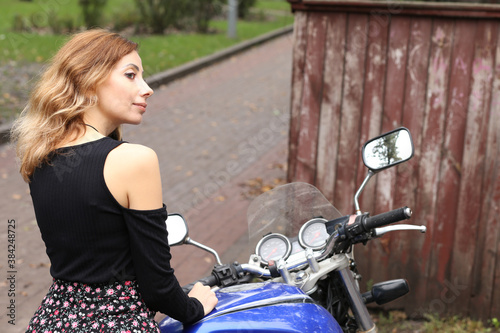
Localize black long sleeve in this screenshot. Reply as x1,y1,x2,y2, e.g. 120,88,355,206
122,205,204,324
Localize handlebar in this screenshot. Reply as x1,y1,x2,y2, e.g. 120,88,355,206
182,274,218,294
182,206,417,291
363,206,412,230
182,262,254,293
337,206,413,250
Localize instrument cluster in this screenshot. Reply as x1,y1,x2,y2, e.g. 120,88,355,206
255,218,330,265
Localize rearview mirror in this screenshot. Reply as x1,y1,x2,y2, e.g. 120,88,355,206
165,214,188,246
362,127,414,172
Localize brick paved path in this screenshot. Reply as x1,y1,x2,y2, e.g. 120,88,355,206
0,33,293,332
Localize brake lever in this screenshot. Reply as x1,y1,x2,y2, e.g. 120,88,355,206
373,224,426,237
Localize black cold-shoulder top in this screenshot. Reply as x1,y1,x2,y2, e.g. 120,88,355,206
29,137,204,324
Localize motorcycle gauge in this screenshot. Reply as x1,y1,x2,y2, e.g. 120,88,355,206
256,233,292,264
299,218,329,250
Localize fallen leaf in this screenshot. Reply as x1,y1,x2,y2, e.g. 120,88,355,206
261,185,273,192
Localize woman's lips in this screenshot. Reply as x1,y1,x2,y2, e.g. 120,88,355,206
133,103,147,112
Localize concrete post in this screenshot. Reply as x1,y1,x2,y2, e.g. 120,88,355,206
228,0,238,38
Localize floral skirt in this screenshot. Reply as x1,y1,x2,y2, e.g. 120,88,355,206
26,279,159,333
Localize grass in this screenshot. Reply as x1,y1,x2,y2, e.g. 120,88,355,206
256,0,293,11
0,0,294,71
0,0,293,123
373,310,500,333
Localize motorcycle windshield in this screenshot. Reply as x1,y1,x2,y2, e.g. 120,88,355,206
247,182,343,249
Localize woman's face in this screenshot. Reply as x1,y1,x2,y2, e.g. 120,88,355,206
95,51,154,127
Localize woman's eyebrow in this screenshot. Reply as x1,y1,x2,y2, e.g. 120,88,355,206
122,63,141,72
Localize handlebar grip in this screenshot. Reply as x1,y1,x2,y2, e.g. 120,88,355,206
363,206,412,230
182,274,218,294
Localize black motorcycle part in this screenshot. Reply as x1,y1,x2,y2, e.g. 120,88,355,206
267,260,281,278
312,272,358,333
361,279,410,305
325,215,350,235
363,207,412,230
182,262,252,293
182,274,218,294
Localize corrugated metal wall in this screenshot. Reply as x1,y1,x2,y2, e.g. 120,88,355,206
287,1,500,319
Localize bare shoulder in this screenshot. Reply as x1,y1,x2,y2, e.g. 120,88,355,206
110,143,158,161
105,143,163,209
107,143,159,172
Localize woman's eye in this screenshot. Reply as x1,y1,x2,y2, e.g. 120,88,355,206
125,72,136,79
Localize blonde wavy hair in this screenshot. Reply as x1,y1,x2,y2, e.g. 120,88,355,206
11,29,138,182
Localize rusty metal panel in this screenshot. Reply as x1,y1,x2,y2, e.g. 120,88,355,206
295,12,328,184
288,11,309,182
286,1,500,318
352,12,390,285
424,19,475,315
316,12,346,201
379,15,411,302
332,14,369,215
472,36,500,319
450,20,498,316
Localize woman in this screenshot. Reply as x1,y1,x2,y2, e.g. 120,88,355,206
11,29,217,332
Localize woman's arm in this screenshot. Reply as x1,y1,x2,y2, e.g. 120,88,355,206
104,143,217,320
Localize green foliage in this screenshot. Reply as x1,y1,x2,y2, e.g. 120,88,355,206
47,10,75,34
374,311,500,333
107,2,141,32
255,0,291,12
239,0,258,19
423,313,497,333
11,10,75,34
79,0,107,28
134,0,224,34
134,0,182,34
365,278,374,292
12,14,30,32
183,0,224,33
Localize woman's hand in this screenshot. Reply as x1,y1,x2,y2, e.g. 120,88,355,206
188,282,218,315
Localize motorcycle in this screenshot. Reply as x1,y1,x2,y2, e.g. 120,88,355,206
159,127,426,332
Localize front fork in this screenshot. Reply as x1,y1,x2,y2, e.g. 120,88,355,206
338,267,377,332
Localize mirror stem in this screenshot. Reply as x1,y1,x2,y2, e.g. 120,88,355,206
354,170,375,215
186,237,222,265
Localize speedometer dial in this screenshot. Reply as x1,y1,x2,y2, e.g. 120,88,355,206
299,218,329,250
256,233,292,264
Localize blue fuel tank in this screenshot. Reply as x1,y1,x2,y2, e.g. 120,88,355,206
159,282,342,333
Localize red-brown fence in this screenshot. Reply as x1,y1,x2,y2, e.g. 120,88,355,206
286,0,500,319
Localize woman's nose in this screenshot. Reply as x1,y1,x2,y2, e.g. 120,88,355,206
141,79,154,98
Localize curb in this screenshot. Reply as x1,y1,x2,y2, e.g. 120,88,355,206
146,25,293,89
0,25,294,145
